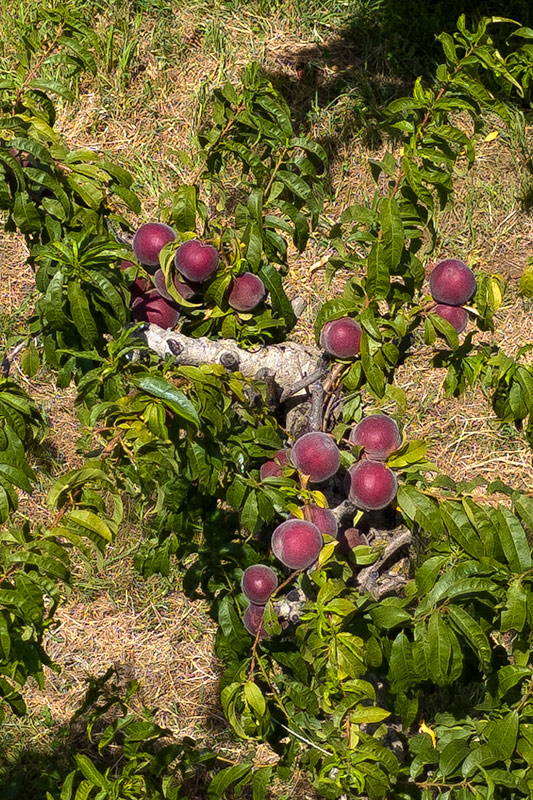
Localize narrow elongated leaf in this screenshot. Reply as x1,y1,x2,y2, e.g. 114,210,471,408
67,281,98,344
258,263,295,326
366,242,390,299
428,612,452,686
501,580,527,632
495,507,531,572
447,604,492,672
380,197,404,268
130,375,199,427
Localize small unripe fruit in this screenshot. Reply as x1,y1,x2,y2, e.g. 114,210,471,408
174,239,219,283
345,461,398,511
131,290,180,329
349,415,401,461
429,259,476,306
434,304,468,334
227,273,266,312
241,565,278,605
271,519,323,570
320,317,362,358
259,450,289,480
291,432,340,483
133,223,177,269
291,505,338,537
243,603,269,639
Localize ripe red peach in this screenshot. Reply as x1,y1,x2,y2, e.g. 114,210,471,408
345,461,398,511
434,304,468,334
290,432,341,483
241,565,278,605
131,290,180,329
349,415,401,461
132,223,177,269
271,519,323,570
227,273,266,312
243,603,269,639
429,259,476,306
174,239,219,283
320,317,362,359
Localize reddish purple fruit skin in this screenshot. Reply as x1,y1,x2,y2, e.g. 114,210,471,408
429,259,476,306
259,450,289,480
291,505,338,537
243,603,269,639
291,432,341,483
320,317,362,358
349,415,401,461
434,304,468,334
131,290,180,329
227,273,266,312
337,527,367,555
271,519,323,570
241,565,278,605
345,461,398,511
132,223,177,269
174,239,219,283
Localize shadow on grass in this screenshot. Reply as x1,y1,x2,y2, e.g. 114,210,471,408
0,667,215,800
261,0,532,166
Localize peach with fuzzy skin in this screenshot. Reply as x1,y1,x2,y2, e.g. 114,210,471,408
271,519,323,570
429,259,476,306
320,317,362,358
228,273,266,312
349,415,401,461
291,505,338,538
132,223,177,269
434,304,468,334
241,565,278,605
259,450,289,480
174,239,219,283
243,603,269,639
290,432,340,483
345,461,398,511
131,290,180,329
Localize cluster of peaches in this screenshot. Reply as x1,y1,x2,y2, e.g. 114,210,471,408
122,221,268,328
318,258,477,359
242,414,403,638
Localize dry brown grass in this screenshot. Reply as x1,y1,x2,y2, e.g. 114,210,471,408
0,2,532,796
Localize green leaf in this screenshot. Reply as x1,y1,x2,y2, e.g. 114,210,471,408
397,485,443,536
427,612,452,686
439,739,470,778
65,510,113,542
75,754,109,789
171,185,197,231
21,341,40,377
484,710,519,760
380,197,404,268
252,767,273,800
501,580,527,632
446,604,492,672
495,507,531,572
389,631,413,687
366,242,390,299
208,764,252,799
130,375,200,427
67,281,98,344
244,681,266,716
13,192,41,233
258,263,295,327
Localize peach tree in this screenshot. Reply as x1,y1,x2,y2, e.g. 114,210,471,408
1,9,533,800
